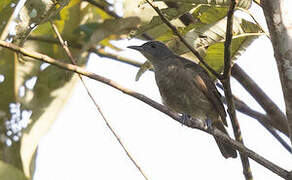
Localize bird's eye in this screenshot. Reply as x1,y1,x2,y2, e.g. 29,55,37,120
151,44,156,48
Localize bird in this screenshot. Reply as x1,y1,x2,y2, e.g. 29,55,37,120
128,41,237,158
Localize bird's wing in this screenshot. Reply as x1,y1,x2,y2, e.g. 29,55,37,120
178,56,227,126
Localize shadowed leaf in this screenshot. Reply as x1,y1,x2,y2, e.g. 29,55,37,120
0,161,26,180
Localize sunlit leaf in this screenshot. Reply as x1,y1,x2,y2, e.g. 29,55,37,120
204,35,259,73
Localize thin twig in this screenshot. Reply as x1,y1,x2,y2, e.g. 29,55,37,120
145,0,221,78
0,39,290,179
50,22,149,180
222,1,253,180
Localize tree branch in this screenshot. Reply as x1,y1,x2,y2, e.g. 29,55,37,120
262,0,292,145
0,39,290,179
231,64,289,136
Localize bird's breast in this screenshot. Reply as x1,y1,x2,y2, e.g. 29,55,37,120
154,64,212,119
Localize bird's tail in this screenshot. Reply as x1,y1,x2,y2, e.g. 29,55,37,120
213,121,237,159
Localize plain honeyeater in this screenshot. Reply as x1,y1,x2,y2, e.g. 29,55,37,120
128,41,237,158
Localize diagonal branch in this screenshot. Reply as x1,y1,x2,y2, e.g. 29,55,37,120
0,39,290,179
231,64,289,135
50,22,149,180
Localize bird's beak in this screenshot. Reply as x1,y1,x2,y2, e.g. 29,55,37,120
127,45,144,51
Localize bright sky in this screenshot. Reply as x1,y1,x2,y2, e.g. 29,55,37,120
33,3,292,180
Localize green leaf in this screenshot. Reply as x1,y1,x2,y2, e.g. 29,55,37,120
204,35,259,73
133,5,193,38
80,17,140,51
0,161,27,180
133,0,252,40
169,16,264,56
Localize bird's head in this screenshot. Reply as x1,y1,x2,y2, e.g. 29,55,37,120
128,41,174,65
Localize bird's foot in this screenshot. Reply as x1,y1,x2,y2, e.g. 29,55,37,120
205,118,213,131
180,113,191,126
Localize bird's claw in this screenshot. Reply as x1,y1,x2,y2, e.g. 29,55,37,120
206,118,213,131
180,113,191,126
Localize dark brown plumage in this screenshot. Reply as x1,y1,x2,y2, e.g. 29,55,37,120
128,41,237,158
